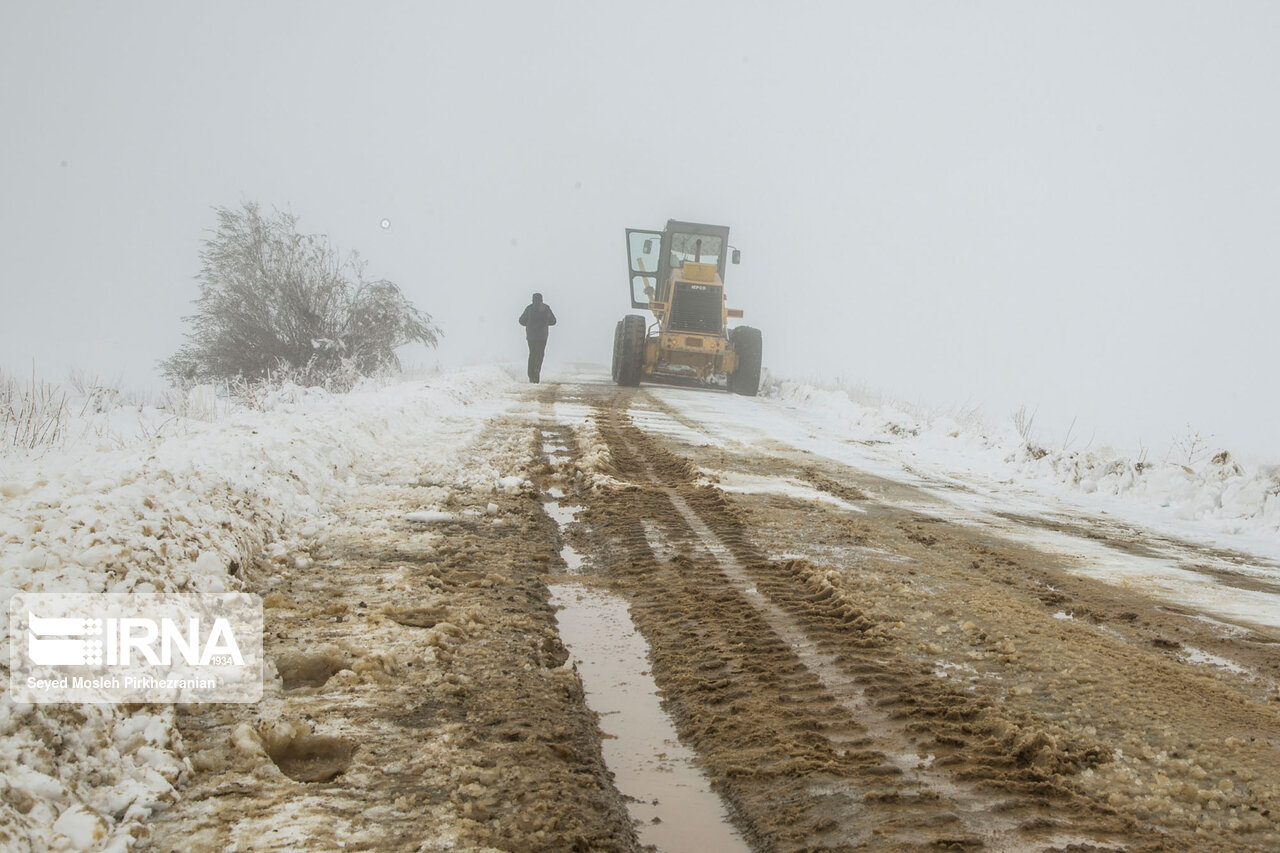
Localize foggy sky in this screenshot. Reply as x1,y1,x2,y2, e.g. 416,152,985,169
2,2,1278,458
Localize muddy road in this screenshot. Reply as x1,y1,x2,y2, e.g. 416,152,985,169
143,374,1280,851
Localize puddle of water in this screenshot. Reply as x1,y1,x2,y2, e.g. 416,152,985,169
541,433,571,467
537,424,744,851
540,431,580,572
544,498,579,528
545,498,585,574
550,583,749,853
559,543,585,574
1182,646,1250,674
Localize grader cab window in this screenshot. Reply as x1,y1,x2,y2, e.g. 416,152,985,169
628,230,660,274
631,275,657,304
626,228,665,308
669,232,724,272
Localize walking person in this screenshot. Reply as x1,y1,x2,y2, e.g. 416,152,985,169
518,292,557,383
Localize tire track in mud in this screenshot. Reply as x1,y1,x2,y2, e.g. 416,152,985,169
143,411,640,852
577,395,1135,851
531,387,752,851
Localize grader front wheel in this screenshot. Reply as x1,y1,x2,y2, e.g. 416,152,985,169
613,314,646,387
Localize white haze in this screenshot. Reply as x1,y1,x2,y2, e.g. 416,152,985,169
2,2,1277,458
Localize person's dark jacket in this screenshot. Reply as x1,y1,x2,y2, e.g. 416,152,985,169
519,300,557,341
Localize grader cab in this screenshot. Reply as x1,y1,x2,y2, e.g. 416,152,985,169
612,220,762,395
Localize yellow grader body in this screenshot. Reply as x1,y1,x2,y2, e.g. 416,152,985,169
614,220,761,395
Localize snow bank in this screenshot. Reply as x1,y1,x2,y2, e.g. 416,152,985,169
0,366,517,851
763,377,1280,539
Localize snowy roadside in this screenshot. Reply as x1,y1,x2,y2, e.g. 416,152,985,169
761,376,1280,553
0,365,521,852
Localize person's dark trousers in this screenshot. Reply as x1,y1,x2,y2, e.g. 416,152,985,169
527,338,547,383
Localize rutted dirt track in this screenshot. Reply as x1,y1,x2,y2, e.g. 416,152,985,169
142,411,638,851
144,377,1280,851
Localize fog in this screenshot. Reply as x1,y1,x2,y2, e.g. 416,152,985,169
3,2,1277,458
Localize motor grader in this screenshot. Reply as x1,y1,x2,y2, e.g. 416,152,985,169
613,219,762,395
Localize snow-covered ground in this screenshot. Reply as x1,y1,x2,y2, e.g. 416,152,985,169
757,376,1280,558
2,361,1277,850
0,366,523,852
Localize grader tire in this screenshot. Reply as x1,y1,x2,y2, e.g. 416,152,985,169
611,321,623,383
729,326,762,396
615,315,646,387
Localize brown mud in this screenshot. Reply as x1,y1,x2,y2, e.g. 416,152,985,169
141,414,639,852
143,378,1280,851
572,385,1280,851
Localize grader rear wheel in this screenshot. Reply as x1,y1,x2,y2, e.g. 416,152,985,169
728,326,762,396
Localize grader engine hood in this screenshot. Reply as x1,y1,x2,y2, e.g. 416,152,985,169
667,281,722,334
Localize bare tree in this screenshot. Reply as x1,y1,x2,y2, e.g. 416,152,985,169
162,203,439,386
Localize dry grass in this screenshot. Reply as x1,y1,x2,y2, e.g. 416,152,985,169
0,367,70,450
